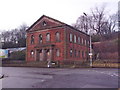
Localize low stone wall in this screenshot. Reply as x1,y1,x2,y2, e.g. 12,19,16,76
92,60,119,68
2,60,47,68
2,60,90,68
2,60,119,68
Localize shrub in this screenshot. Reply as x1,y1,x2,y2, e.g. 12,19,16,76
91,35,100,42
10,50,26,60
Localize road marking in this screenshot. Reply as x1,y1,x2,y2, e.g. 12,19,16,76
88,69,119,77
41,80,45,82
100,72,104,74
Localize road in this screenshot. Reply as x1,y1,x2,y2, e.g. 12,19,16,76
1,67,119,88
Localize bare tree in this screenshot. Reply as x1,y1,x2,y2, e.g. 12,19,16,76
107,13,118,32
73,5,117,35
90,6,107,35
1,23,28,48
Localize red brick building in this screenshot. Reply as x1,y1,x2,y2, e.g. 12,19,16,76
26,15,90,63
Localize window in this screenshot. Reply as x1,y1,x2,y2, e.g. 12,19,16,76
74,50,76,57
56,32,60,41
56,49,60,57
70,33,72,42
31,35,34,44
30,50,34,57
42,21,47,26
82,51,84,58
46,49,50,56
39,34,42,43
70,49,72,57
78,51,80,57
74,35,76,43
88,41,89,46
82,38,83,45
86,51,88,58
85,39,86,46
78,37,80,44
46,33,50,42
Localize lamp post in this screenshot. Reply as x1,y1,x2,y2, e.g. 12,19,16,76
83,12,88,34
89,31,92,67
83,12,92,67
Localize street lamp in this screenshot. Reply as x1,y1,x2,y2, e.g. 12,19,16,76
83,12,88,34
83,12,92,67
89,30,92,67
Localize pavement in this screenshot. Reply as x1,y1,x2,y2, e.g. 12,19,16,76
1,67,119,88
0,74,3,79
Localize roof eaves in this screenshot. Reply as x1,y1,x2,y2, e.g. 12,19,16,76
64,24,90,36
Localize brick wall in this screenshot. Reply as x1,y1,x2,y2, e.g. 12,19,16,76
26,27,65,61
65,26,90,61
26,15,90,62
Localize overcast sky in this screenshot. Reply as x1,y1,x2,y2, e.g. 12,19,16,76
0,0,119,32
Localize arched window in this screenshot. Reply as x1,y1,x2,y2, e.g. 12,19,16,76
46,33,50,42
88,40,89,47
78,37,80,44
39,34,42,43
31,35,34,44
82,38,84,45
70,33,72,42
85,39,86,46
30,50,34,57
74,35,76,43
42,21,47,26
56,32,60,41
56,49,60,57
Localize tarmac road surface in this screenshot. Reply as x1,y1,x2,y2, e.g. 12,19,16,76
1,67,119,88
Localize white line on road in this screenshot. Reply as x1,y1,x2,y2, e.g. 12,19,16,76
88,69,119,77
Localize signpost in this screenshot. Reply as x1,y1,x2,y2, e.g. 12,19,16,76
0,49,8,58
